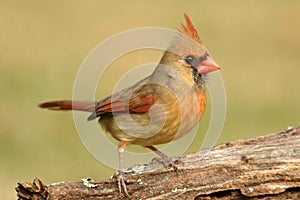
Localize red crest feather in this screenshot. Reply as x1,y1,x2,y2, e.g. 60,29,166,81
180,14,201,44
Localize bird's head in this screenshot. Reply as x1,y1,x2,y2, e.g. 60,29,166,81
159,14,220,88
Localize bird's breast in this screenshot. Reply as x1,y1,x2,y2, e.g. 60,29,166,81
98,89,206,146
171,90,206,140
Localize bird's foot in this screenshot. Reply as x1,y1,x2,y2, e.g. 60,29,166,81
152,156,179,171
114,171,131,198
146,145,181,171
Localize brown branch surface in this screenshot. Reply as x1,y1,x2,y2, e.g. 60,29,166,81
16,126,300,199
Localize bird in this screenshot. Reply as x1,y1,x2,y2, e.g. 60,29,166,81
39,14,221,197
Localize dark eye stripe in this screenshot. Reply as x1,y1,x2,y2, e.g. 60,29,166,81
185,52,209,68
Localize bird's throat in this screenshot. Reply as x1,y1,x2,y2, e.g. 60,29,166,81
192,68,205,91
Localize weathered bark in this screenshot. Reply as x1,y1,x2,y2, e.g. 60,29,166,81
16,126,300,199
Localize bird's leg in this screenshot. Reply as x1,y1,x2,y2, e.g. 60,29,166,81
145,145,177,170
117,141,130,198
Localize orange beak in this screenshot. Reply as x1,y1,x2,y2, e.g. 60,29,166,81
197,56,221,74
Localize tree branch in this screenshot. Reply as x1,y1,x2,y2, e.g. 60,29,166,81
16,126,300,199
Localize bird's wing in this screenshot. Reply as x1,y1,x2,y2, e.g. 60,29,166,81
94,93,157,115
87,77,158,120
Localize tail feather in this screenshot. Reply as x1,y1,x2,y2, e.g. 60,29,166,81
39,100,96,112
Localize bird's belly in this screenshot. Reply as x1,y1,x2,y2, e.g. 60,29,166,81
99,92,205,146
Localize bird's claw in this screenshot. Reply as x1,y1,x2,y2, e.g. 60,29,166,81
152,157,179,171
168,161,178,171
116,171,131,198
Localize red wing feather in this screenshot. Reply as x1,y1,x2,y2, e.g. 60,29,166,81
95,101,126,114
94,94,157,116
129,94,158,113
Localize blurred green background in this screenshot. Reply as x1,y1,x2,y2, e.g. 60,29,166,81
1,0,300,199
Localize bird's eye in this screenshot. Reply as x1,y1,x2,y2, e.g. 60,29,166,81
185,55,195,65
184,52,209,68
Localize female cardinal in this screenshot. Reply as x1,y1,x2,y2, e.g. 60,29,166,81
39,14,220,197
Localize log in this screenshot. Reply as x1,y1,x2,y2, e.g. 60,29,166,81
16,126,300,199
